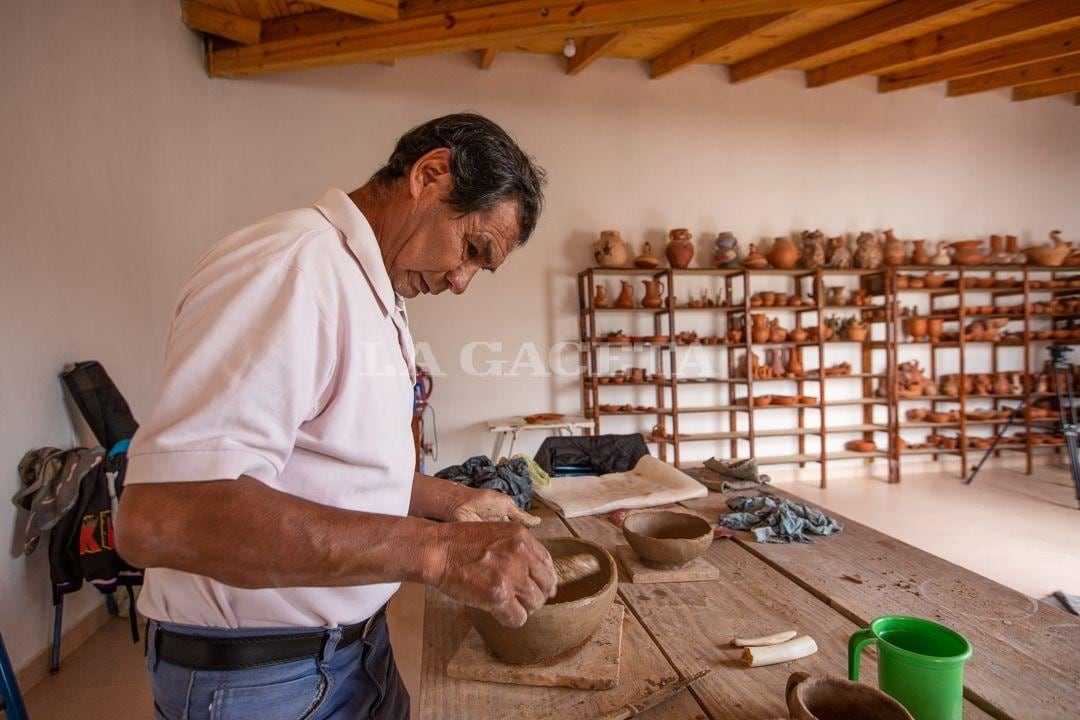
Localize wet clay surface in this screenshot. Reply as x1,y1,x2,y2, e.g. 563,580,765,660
623,510,713,570
469,537,617,664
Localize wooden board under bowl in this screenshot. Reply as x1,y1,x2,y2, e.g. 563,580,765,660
616,544,720,584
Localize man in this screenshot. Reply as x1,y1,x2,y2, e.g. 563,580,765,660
116,113,553,719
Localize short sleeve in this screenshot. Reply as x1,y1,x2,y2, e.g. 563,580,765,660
125,262,335,485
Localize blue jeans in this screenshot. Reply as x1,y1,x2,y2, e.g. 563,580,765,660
145,616,409,720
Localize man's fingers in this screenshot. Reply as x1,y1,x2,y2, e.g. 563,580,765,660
492,598,529,628
509,504,542,528
517,578,548,613
528,555,558,599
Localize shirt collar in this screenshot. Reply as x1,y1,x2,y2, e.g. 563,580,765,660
313,188,401,318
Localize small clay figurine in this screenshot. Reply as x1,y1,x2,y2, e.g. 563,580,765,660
712,231,741,268
593,230,629,267
853,231,884,270
798,230,826,270
744,243,770,269
634,241,660,269
826,236,853,269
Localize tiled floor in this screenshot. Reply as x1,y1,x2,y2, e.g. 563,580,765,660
20,464,1079,718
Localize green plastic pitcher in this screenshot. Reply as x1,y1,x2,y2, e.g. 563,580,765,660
848,616,972,720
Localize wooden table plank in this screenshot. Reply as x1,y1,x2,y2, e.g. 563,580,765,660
681,489,1080,720
418,505,707,719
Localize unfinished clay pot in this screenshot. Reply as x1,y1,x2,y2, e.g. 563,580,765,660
786,671,914,720
622,510,713,569
469,537,616,665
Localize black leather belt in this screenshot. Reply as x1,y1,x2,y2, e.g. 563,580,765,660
155,606,386,671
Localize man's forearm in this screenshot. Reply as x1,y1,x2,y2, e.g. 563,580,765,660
117,476,447,590
409,471,474,520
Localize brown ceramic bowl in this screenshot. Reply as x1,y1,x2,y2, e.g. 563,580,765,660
845,439,877,453
927,412,951,424
752,396,773,407
469,537,616,665
770,395,798,406
798,395,818,405
623,510,713,570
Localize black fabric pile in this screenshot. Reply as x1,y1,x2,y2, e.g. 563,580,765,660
718,492,843,544
435,455,533,510
533,434,649,476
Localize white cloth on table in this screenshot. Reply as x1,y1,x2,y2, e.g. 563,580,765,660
535,456,707,518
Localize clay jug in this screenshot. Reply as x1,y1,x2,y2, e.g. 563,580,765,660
769,319,788,343
790,327,808,342
614,280,635,309
927,317,944,341
593,284,610,308
593,230,629,267
641,279,665,309
883,229,906,266
665,228,695,269
930,241,952,266
911,239,930,265
634,241,660,269
787,347,805,377
786,672,914,720
751,314,770,344
769,236,799,269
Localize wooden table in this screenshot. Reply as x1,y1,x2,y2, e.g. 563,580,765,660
420,487,1080,719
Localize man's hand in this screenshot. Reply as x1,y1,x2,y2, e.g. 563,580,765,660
447,488,541,527
430,521,556,627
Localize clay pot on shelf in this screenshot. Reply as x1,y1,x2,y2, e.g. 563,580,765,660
769,319,788,343
768,236,800,269
665,228,695,269
651,424,667,439
614,280,635,309
930,242,952,266
744,243,770,269
629,367,646,384
923,272,946,288
641,279,665,309
634,241,660,269
713,231,741,268
927,318,944,342
883,229,906,266
769,348,786,376
469,537,616,664
826,286,847,305
798,230,827,270
786,672,914,720
847,323,869,342
593,230,629,267
845,439,877,453
790,327,808,343
904,316,928,341
1005,234,1021,262
911,239,931,265
751,314,771,344
949,240,989,265
752,396,773,408
907,408,928,421
854,232,884,270
1024,230,1072,266
593,285,610,308
896,274,910,289
728,329,743,343
787,347,805,376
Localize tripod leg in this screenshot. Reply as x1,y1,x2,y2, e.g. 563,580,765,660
965,384,1034,485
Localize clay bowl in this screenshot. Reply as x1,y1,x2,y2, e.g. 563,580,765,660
1024,245,1071,267
798,395,818,405
469,537,616,665
752,396,773,408
949,240,983,252
770,395,798,406
923,273,946,289
906,408,928,421
623,510,713,570
926,412,952,424
845,439,877,453
976,278,996,289
786,672,914,720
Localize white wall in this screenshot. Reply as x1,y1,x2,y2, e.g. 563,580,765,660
3,0,1080,671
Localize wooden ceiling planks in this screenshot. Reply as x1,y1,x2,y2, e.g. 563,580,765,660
1011,72,1080,98
946,50,1080,94
649,13,793,79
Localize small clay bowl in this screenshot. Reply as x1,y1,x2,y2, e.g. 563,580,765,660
927,412,951,424
845,439,877,453
752,396,773,407
761,291,777,306
907,408,928,421
770,395,798,406
469,537,616,665
623,510,713,569
798,395,817,405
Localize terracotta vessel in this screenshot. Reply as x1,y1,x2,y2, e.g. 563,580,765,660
1024,230,1072,267
845,439,877,452
883,229,906,266
904,316,928,341
786,671,914,720
634,241,660,269
769,319,788,343
469,537,616,664
769,236,800,269
847,323,869,342
826,286,846,306
622,510,712,569
593,285,610,308
744,243,770,269
949,240,989,266
853,232,884,270
769,347,786,376
826,236,852,269
641,279,665,309
927,317,944,341
1005,235,1020,262
930,241,952,266
665,228,695,269
798,230,826,270
993,372,1011,395
614,280,635,309
787,347,805,376
790,327,808,343
911,239,930,265
751,314,771,344
593,230,629,267
713,231,741,268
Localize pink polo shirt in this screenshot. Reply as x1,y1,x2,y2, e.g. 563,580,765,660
125,189,417,629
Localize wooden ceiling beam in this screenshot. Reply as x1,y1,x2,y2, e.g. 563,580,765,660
878,27,1080,92
210,0,861,77
567,34,623,75
181,1,261,45
307,0,399,22
1012,74,1080,100
806,0,1080,88
477,47,498,69
729,0,978,83
649,13,791,80
948,52,1080,96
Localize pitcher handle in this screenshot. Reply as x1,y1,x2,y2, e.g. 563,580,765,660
848,627,876,681
657,281,665,295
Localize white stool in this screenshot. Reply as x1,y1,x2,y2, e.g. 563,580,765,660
486,415,593,461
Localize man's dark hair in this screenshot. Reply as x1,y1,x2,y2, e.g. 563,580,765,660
370,113,546,246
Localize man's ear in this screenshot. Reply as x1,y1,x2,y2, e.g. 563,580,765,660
407,148,452,200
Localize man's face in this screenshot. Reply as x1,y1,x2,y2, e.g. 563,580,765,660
389,194,521,299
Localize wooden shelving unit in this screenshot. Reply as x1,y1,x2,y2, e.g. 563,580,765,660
579,263,1079,486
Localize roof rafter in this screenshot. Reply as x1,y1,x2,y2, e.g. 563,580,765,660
649,13,791,80
307,0,399,23
1012,73,1080,100
209,0,863,77
729,0,979,83
567,34,624,75
947,52,1080,96
181,1,262,45
477,47,498,69
806,0,1080,88
878,27,1080,92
